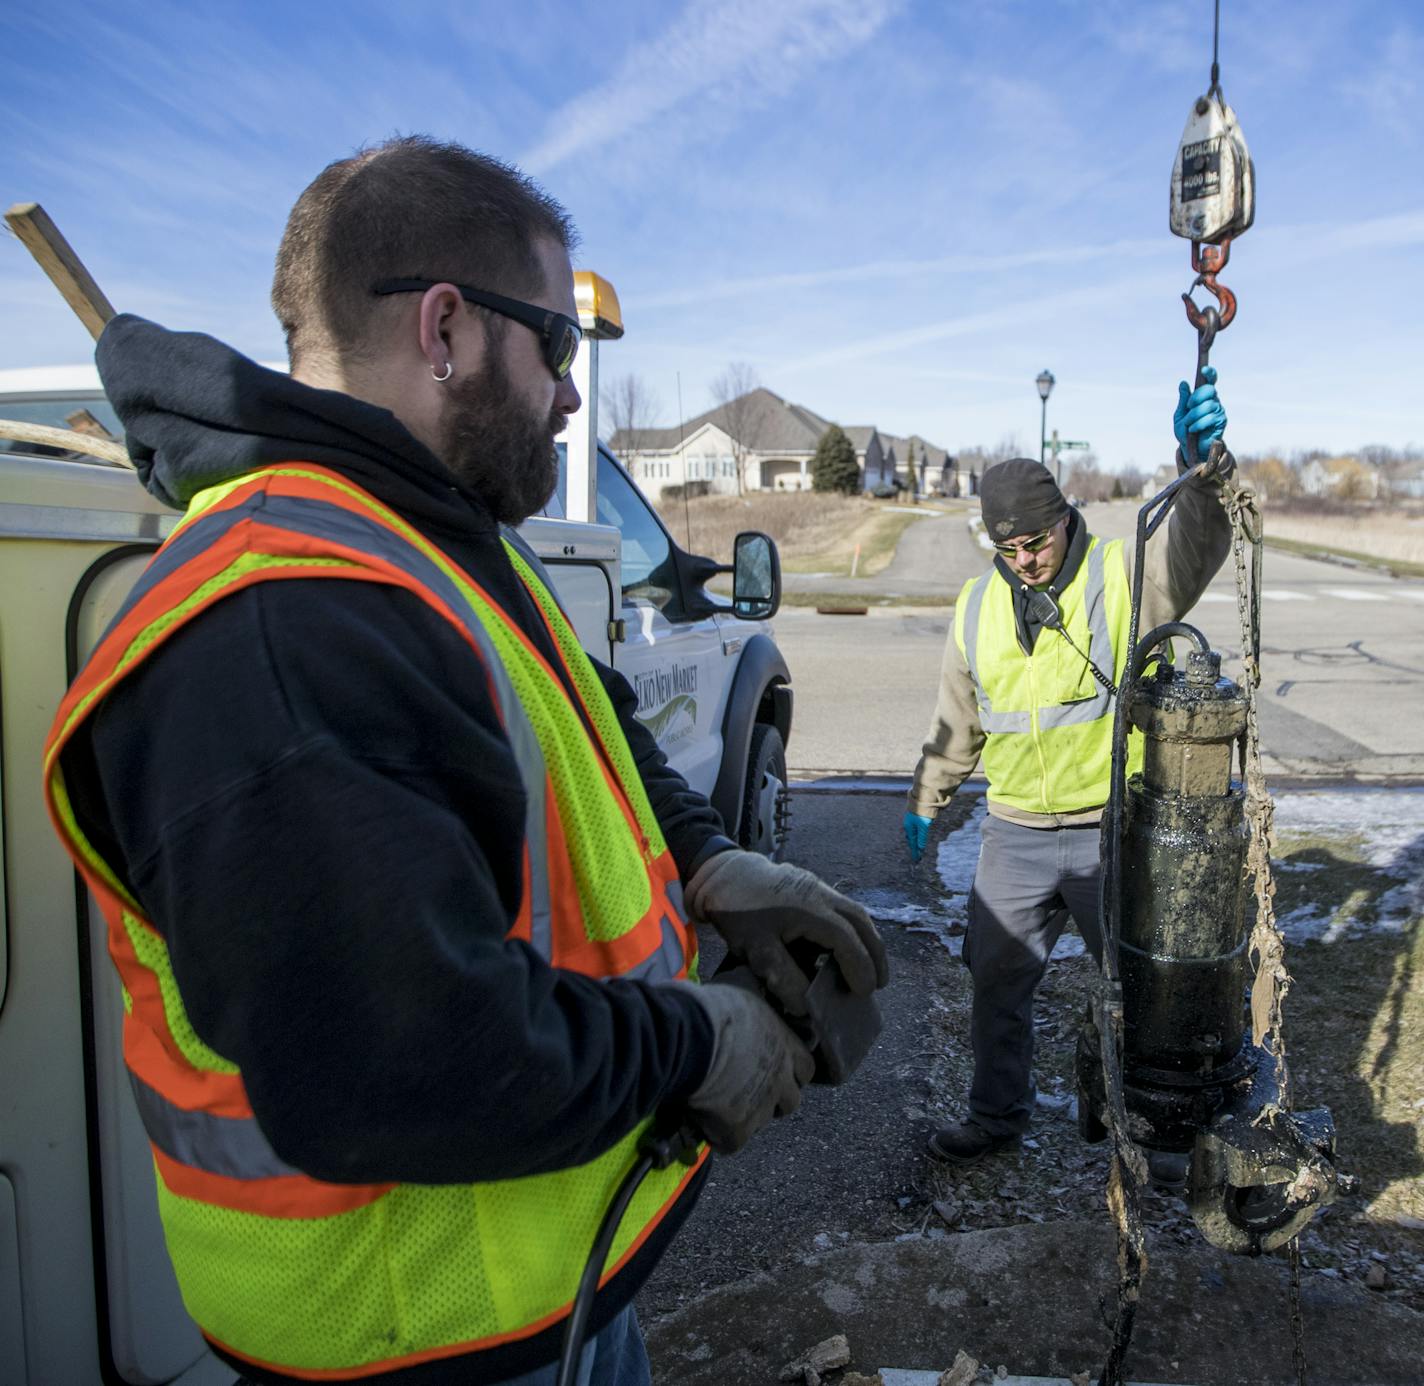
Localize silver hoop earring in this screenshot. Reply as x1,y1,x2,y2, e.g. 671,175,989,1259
432,361,453,383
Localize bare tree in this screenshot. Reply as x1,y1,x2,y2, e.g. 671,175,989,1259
959,434,1027,480
710,362,761,495
600,374,663,459
1117,464,1147,498
1064,456,1120,503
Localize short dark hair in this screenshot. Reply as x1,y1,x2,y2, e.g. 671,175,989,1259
272,135,577,366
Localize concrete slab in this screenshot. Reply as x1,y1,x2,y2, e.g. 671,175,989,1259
643,1221,1424,1386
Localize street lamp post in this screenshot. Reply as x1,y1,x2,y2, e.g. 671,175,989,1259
1036,369,1055,477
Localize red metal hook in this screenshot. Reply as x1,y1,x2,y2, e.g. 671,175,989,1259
1182,236,1237,334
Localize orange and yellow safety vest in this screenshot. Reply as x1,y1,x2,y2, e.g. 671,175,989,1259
44,463,707,1379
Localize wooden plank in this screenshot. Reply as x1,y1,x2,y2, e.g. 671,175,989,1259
64,408,117,440
0,418,134,469
4,202,116,339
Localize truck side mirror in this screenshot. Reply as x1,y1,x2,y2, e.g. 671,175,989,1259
732,531,780,620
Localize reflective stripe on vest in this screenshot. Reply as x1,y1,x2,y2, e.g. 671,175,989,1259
42,463,707,1377
955,537,1140,815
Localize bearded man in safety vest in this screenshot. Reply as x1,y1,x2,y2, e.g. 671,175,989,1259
44,136,887,1386
903,383,1230,1167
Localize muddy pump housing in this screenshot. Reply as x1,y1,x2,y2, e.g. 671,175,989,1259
1076,623,1341,1256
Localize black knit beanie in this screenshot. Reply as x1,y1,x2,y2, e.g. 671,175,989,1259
980,458,1069,540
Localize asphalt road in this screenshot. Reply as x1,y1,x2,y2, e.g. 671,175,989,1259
775,499,1424,783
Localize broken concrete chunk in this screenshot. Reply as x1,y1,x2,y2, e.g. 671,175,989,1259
779,1333,852,1381
1069,1372,1092,1386
935,1347,979,1386
1365,1262,1390,1291
995,1368,1009,1381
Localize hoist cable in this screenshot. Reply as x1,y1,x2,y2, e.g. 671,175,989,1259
1210,0,1222,94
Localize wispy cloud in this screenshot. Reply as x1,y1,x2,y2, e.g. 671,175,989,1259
636,206,1424,318
781,271,1169,374
633,237,1166,311
519,0,901,174
746,199,1424,378
1341,23,1422,143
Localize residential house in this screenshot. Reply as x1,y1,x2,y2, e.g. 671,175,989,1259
1383,458,1424,499
610,387,951,502
877,431,957,496
1297,455,1382,500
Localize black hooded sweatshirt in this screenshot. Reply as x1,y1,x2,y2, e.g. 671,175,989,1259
62,316,726,1382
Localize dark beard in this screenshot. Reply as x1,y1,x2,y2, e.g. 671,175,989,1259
438,351,562,524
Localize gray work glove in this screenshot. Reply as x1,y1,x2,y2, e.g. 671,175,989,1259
684,851,889,1017
678,978,814,1154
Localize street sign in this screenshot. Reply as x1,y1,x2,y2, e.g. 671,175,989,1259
1058,440,1091,450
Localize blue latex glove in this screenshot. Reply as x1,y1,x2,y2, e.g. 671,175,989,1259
904,811,932,863
1173,365,1227,454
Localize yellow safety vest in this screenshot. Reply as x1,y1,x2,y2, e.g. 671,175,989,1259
954,536,1141,814
43,464,707,1380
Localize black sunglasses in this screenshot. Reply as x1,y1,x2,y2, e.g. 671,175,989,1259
372,278,582,380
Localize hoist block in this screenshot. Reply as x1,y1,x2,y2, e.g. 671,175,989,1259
1170,91,1255,245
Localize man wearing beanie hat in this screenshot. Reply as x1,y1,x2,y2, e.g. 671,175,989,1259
905,372,1232,1166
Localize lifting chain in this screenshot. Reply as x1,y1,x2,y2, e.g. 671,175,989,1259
1219,474,1309,1386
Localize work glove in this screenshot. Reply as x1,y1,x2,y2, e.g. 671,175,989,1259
904,811,933,863
684,851,888,1017
1173,366,1227,455
677,976,815,1154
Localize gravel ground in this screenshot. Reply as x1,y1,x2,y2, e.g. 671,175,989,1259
638,786,1424,1340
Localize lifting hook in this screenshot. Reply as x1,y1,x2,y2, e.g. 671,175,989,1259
1182,236,1236,339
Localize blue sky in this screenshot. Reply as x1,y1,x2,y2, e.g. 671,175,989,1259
2,0,1420,472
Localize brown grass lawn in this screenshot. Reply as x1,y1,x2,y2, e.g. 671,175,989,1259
1264,498,1424,572
654,492,956,576
1271,824,1424,1232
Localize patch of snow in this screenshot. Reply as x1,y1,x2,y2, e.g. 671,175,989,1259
1272,788,1424,941
853,801,1083,960
852,787,1424,956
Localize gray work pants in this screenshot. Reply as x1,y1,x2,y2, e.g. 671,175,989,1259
963,814,1104,1138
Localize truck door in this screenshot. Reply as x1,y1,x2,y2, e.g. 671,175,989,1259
0,456,233,1384
591,452,733,802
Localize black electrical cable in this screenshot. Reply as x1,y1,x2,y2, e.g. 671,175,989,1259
1026,590,1120,697
554,1122,701,1386
554,1153,655,1386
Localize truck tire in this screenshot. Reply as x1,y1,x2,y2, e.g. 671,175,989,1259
738,723,789,860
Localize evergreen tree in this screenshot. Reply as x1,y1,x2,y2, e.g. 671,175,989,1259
811,425,861,494
905,439,919,498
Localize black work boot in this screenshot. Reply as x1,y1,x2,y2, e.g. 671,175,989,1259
927,1121,1021,1166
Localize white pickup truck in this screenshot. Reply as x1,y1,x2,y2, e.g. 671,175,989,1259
0,287,793,1380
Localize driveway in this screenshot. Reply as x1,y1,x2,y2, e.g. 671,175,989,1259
781,503,985,602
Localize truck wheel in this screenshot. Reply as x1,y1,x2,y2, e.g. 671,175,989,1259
739,723,789,860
